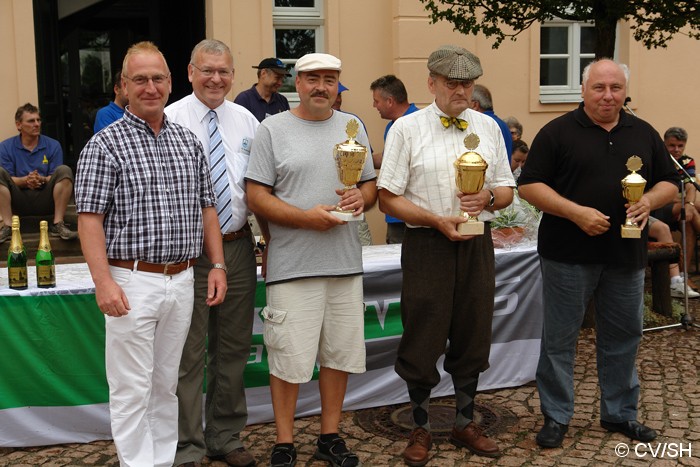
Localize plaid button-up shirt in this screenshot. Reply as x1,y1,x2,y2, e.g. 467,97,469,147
76,109,215,263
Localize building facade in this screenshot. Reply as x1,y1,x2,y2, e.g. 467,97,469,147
2,0,698,242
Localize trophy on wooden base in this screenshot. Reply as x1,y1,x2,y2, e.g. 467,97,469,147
332,119,368,221
454,133,488,235
621,155,647,239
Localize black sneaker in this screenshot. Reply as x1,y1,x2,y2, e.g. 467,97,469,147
269,443,296,467
49,221,78,240
313,435,361,467
0,225,10,244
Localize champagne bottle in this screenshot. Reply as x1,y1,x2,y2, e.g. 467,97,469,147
8,216,28,290
11,215,26,255
36,220,56,288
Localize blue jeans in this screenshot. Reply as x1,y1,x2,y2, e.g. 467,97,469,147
536,258,644,425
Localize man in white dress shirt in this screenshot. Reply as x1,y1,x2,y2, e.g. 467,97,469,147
165,39,259,467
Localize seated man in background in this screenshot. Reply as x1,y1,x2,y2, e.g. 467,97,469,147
653,127,700,273
0,103,78,243
648,216,699,298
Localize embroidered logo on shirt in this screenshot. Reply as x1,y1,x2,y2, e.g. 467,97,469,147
241,137,251,155
42,155,49,164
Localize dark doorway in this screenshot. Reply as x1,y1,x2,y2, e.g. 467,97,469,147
33,0,205,171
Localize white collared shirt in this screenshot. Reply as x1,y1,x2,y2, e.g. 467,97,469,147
165,93,259,233
377,102,515,226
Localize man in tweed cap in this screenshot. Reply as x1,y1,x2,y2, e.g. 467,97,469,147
377,45,514,465
427,44,483,80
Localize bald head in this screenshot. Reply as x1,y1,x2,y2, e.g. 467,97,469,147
580,59,628,130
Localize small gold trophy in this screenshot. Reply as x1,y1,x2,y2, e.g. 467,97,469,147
454,133,488,235
621,155,647,239
332,119,368,221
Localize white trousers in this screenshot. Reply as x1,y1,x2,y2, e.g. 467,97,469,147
105,266,195,467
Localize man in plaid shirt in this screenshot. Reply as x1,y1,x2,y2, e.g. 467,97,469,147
76,41,226,467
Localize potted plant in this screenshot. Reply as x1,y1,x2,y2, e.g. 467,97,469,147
490,190,541,249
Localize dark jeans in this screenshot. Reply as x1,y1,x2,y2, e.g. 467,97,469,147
536,258,644,425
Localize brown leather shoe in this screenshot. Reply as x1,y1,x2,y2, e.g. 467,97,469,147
222,447,256,467
450,422,501,458
402,427,432,466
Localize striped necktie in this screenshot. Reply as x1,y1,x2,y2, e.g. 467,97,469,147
208,110,233,232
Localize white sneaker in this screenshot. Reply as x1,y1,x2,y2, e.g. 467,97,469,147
670,281,700,298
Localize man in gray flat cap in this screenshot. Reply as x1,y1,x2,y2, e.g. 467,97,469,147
377,44,514,465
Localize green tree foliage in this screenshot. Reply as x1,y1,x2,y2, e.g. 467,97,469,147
420,0,700,58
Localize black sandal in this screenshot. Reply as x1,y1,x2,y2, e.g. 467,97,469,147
269,443,296,467
313,435,361,467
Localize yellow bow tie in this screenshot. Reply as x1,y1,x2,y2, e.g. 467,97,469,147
440,116,468,131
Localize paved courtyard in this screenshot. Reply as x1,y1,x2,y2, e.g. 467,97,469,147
2,324,699,466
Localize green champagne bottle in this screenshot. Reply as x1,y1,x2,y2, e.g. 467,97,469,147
36,220,56,288
8,216,28,290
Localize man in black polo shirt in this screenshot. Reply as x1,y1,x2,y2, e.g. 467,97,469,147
519,59,678,449
234,57,291,122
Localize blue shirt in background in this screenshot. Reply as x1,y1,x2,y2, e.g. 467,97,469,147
384,103,419,224
0,134,63,177
483,109,513,162
94,101,125,133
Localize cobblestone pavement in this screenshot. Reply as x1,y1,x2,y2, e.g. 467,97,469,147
2,326,698,466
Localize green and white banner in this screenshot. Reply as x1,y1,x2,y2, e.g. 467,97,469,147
0,245,542,447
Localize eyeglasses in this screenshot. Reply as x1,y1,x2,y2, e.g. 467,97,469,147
191,63,233,78
124,74,170,86
443,78,475,90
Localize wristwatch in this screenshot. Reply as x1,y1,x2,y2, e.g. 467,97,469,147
487,189,495,207
211,263,228,273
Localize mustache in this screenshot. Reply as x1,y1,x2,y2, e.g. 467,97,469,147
310,91,330,99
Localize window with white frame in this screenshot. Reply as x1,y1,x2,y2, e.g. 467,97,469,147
273,0,324,97
539,21,596,103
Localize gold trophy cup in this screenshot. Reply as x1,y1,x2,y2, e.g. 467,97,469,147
332,119,368,221
621,155,647,239
454,133,488,235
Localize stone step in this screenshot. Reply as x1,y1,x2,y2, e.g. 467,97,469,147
7,203,78,233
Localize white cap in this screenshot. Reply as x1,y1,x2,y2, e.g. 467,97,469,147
295,53,342,73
